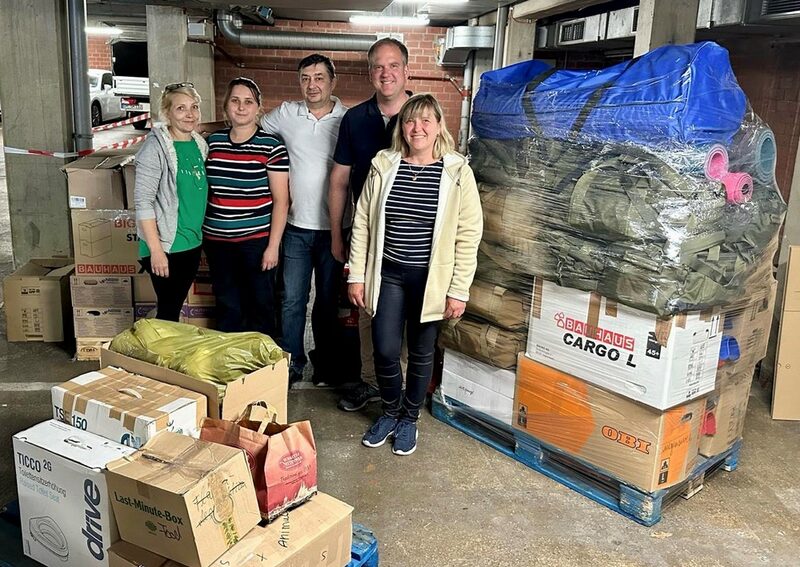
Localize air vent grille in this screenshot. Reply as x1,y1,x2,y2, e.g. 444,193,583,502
560,21,585,42
762,0,800,17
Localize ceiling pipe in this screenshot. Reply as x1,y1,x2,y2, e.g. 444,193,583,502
216,10,378,51
68,0,93,153
492,5,508,70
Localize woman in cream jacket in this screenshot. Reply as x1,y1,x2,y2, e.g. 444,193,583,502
348,93,482,455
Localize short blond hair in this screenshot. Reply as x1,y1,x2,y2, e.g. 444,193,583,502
391,93,455,159
159,86,202,126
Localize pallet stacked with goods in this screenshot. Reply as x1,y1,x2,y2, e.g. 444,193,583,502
435,41,785,525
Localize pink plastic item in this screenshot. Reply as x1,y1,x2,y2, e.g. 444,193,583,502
722,171,754,204
704,145,729,180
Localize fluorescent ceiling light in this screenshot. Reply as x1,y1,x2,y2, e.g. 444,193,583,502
85,26,123,36
349,14,430,26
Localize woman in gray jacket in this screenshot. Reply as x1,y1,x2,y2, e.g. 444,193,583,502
134,83,208,321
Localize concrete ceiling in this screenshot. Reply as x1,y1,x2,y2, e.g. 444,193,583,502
87,0,509,29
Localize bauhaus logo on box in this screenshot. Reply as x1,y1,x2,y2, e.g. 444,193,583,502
554,312,636,351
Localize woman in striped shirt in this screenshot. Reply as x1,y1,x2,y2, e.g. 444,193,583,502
203,78,290,334
348,94,483,456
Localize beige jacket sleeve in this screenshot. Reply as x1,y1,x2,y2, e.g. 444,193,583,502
347,166,378,284
447,164,483,301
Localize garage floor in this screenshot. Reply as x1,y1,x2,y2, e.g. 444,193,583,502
1,127,799,566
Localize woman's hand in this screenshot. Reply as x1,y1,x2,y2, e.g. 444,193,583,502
348,283,365,309
262,245,280,271
150,249,169,278
443,297,466,319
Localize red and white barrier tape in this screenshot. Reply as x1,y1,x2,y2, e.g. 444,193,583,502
3,134,147,159
91,112,150,132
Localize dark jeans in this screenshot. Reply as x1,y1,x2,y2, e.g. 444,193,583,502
140,246,202,322
281,224,342,376
372,260,438,421
204,237,276,335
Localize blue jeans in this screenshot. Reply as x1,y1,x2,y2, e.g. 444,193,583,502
204,237,276,335
281,224,343,377
372,260,439,421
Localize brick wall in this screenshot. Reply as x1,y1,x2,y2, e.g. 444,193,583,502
88,36,113,70
213,20,466,139
723,39,800,202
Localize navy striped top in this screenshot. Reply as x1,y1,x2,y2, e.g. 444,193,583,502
383,159,444,267
203,127,289,242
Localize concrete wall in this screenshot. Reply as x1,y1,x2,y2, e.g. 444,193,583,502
213,20,465,133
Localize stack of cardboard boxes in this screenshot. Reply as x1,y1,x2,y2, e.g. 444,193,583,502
14,340,357,567
66,155,138,359
65,153,217,357
441,271,777,495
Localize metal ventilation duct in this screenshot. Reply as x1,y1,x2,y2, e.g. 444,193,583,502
216,10,377,51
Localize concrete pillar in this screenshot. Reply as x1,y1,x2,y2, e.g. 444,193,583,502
146,6,189,122
633,0,700,57
188,42,216,122
0,0,74,265
503,8,536,66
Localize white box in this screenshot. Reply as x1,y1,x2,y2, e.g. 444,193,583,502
526,278,721,410
440,349,515,426
51,367,207,448
13,420,136,567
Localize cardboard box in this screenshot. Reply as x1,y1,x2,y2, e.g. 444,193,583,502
514,355,704,492
700,370,753,457
100,345,290,421
108,541,172,567
719,279,777,375
180,304,216,329
133,274,157,303
526,277,721,410
77,337,112,361
72,210,139,275
773,245,800,420
71,276,133,308
52,367,207,448
4,258,74,342
135,302,157,321
440,349,515,426
107,493,352,567
187,273,214,306
13,420,136,567
74,307,134,338
107,432,261,567
65,155,132,210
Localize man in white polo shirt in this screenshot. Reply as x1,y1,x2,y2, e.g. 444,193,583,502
261,54,348,387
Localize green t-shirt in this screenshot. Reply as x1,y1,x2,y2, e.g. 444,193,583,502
140,140,208,257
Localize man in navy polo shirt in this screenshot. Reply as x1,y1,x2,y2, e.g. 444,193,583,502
329,37,411,411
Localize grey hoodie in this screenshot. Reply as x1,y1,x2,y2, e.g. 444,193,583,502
134,124,208,253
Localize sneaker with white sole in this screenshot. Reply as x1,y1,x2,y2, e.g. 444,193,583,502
392,420,418,456
362,415,398,448
338,383,381,412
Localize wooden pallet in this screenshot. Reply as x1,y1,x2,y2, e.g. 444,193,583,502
348,523,379,567
432,395,740,526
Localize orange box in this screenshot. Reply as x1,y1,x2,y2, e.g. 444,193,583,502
514,354,704,492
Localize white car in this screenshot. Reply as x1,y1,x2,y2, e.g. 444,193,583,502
89,69,125,127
